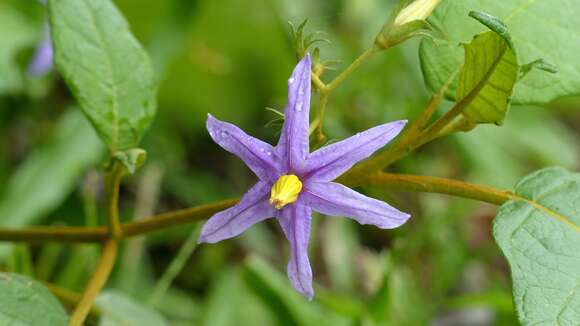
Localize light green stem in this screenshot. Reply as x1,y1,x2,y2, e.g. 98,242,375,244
149,224,201,306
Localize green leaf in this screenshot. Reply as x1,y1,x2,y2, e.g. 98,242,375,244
0,110,104,257
493,167,580,325
0,273,68,326
457,30,518,124
96,290,168,326
243,256,349,326
0,5,39,94
420,0,580,104
48,0,157,151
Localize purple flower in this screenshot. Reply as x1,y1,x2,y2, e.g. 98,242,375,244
199,54,410,299
28,24,53,77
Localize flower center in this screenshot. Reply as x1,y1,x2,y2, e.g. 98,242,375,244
269,174,302,209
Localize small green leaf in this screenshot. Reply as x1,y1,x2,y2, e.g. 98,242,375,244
112,148,147,175
420,0,580,104
49,0,157,151
493,167,580,325
0,273,68,326
457,29,518,124
96,290,168,326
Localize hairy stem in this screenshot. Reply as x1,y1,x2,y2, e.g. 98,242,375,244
366,172,516,205
69,239,118,326
0,199,238,243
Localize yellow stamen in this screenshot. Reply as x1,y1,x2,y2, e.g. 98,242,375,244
270,175,302,209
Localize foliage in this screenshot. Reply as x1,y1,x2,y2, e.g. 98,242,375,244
0,0,578,324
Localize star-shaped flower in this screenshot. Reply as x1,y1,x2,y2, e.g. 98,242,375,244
199,54,410,299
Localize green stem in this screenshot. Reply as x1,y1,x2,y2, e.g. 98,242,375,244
69,239,118,326
105,166,123,239
313,46,379,142
338,68,461,185
326,47,378,93
315,94,329,145
149,224,201,306
366,172,516,205
0,199,238,243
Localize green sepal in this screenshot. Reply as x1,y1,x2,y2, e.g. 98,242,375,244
109,148,147,175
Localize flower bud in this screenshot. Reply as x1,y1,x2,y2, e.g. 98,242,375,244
394,0,440,27
375,0,440,49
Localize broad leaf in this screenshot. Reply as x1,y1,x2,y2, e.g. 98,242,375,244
0,110,104,257
493,167,580,325
48,0,157,151
0,273,68,325
457,30,518,124
420,0,580,104
96,290,168,326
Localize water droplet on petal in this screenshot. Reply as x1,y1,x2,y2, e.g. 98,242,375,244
288,77,295,84
356,132,361,137
296,102,303,111
259,148,265,153
221,131,227,138
267,151,272,156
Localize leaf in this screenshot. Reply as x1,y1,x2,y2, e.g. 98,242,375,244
0,273,68,326
243,256,349,326
420,0,580,104
96,290,168,326
0,5,39,94
457,30,518,124
493,167,580,325
48,0,157,151
0,110,104,257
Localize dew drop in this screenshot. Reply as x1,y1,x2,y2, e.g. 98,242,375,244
259,148,265,153
356,132,361,137
296,102,303,111
288,77,295,84
221,131,227,138
267,151,272,156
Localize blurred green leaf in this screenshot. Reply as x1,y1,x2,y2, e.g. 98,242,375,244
203,267,275,326
0,110,103,257
0,272,68,326
96,290,168,326
0,5,39,94
458,107,580,188
420,0,580,104
49,0,157,151
368,261,430,324
243,255,348,326
493,167,580,324
457,27,518,124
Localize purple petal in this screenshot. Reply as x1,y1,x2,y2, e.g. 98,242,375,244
28,25,53,77
277,54,312,173
207,114,281,181
302,120,406,182
198,181,275,244
303,182,410,229
277,203,314,300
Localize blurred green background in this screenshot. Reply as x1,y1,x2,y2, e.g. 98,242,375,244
0,0,579,324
